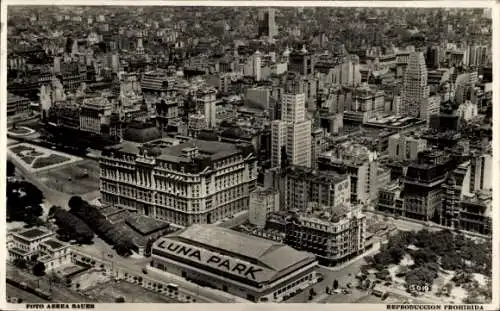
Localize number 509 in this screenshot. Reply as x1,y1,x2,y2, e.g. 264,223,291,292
409,284,430,292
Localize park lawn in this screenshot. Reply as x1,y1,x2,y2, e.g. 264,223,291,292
20,156,36,165
32,154,70,169
10,145,35,154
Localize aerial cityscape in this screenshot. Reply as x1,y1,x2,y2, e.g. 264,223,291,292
4,5,493,306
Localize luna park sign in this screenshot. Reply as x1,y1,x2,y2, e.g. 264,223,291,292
157,240,264,280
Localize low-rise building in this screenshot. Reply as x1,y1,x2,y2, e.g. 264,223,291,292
150,224,319,302
7,228,71,271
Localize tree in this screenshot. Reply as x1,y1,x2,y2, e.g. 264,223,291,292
441,253,462,271
333,279,339,289
13,258,27,269
7,160,15,177
52,206,94,244
33,262,46,276
405,267,437,288
7,181,44,224
411,248,438,267
144,238,154,257
115,297,125,303
68,196,84,210
414,229,433,248
388,246,405,264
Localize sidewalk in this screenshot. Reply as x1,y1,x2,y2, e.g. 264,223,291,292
366,211,490,240
320,241,381,272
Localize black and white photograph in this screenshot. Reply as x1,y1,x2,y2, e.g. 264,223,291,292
1,1,497,309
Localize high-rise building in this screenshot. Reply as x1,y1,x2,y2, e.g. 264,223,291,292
286,120,312,167
248,187,280,228
454,71,479,105
401,52,429,117
196,88,217,128
253,51,262,81
403,150,456,222
283,166,351,211
425,46,440,70
99,139,258,227
466,45,489,68
136,37,145,55
289,46,314,76
318,142,379,204
79,97,114,135
388,134,427,161
469,152,492,192
420,95,441,126
258,8,278,40
271,120,287,168
271,93,312,168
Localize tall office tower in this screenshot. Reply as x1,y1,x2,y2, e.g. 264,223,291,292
136,37,145,55
289,46,314,76
401,52,429,118
340,55,362,86
253,50,262,81
53,56,61,74
197,88,217,128
271,120,287,168
271,93,312,168
469,152,492,192
281,93,306,122
111,53,120,73
425,46,440,70
466,45,489,68
258,8,278,40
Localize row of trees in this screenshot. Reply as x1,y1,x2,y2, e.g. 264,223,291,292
68,196,136,256
48,206,94,244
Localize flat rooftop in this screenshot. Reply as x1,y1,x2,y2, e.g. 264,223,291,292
126,215,170,236
108,139,243,163
42,239,66,250
16,228,52,240
7,92,28,103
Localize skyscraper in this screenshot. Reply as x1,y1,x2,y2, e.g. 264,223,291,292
271,93,312,168
402,52,429,118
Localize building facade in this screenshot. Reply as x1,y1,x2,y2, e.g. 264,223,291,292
150,225,319,302
284,166,351,211
283,205,367,267
401,52,429,117
249,187,280,228
100,139,258,226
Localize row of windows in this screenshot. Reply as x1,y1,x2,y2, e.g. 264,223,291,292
273,274,312,297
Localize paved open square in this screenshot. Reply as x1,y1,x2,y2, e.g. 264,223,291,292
38,160,100,195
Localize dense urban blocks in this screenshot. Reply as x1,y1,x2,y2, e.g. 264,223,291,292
5,4,493,306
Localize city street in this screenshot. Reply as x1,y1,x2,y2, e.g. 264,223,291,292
6,284,49,303
287,243,381,303
366,211,490,241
